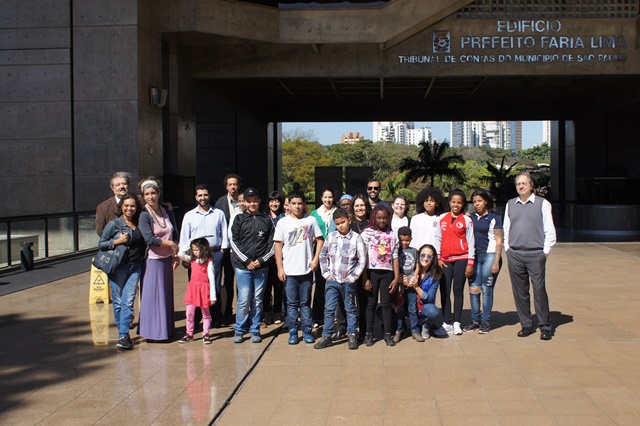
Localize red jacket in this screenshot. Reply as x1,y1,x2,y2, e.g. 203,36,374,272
439,212,475,266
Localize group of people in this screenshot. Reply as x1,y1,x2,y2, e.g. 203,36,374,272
96,171,556,351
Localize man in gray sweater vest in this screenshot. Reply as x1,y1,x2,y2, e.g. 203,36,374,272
503,172,556,340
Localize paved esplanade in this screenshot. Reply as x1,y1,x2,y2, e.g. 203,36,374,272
1,243,640,425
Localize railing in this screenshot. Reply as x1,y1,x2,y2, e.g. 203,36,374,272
0,211,97,269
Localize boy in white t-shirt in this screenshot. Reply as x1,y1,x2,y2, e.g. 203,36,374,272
274,191,324,345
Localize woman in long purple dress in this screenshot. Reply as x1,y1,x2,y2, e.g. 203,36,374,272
138,178,179,341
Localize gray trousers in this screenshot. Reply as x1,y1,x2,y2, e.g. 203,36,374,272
506,250,551,330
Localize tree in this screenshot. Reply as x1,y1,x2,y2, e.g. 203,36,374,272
380,172,416,202
482,155,518,203
519,143,550,162
399,141,465,187
282,139,333,192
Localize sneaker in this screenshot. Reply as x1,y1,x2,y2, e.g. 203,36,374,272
260,321,267,329
363,332,374,346
393,331,402,343
453,322,463,335
203,334,213,345
179,334,194,344
478,322,490,334
412,332,425,342
313,336,332,349
442,322,454,334
303,332,315,344
421,324,430,339
384,333,396,346
116,335,133,350
233,333,244,344
463,321,480,333
250,333,262,343
288,332,299,345
431,326,449,338
334,330,346,340
348,333,358,350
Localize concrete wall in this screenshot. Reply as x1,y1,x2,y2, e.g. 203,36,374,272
0,0,72,216
194,82,278,201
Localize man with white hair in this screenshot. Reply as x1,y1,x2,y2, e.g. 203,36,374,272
96,171,131,236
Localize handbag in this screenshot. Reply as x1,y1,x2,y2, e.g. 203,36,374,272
92,244,128,274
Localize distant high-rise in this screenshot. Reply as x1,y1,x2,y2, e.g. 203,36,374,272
451,121,522,150
373,121,431,145
341,132,365,144
542,120,551,145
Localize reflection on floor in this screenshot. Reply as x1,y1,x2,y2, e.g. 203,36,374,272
1,242,640,425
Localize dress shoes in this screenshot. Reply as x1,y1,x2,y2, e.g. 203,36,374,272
517,326,536,337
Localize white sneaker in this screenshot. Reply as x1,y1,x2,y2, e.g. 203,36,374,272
443,322,454,334
421,324,431,339
453,322,463,335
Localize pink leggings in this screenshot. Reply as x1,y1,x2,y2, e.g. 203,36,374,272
186,305,212,336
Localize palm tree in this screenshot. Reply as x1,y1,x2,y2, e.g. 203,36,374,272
380,172,416,202
399,141,465,187
482,155,518,203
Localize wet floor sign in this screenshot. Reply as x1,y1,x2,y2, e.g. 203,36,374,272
89,261,111,304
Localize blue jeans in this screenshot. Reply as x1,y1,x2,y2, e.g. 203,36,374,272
418,303,444,330
323,280,358,337
469,252,501,323
285,272,313,334
397,288,420,333
109,263,141,338
234,266,268,335
210,250,224,322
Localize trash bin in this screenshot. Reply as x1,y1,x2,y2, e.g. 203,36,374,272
20,241,34,271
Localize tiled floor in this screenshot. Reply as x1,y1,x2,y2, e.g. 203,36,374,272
1,243,640,425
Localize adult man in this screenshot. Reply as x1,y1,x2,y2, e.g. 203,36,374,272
366,178,390,209
229,188,274,343
214,174,243,323
95,171,131,236
503,172,556,341
180,184,229,327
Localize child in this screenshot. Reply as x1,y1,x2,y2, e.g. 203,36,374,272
274,191,324,344
394,226,424,343
407,244,447,339
179,238,216,344
314,208,367,350
439,189,475,336
410,187,444,252
360,204,400,346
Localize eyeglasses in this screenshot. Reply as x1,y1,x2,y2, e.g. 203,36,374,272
367,186,379,190
420,253,434,260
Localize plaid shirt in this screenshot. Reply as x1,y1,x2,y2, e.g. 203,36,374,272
320,230,367,284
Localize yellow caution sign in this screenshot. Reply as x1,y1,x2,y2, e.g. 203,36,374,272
89,303,110,346
89,261,111,304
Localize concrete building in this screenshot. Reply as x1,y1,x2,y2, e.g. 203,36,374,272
542,120,552,145
2,0,640,250
341,132,365,144
452,121,522,150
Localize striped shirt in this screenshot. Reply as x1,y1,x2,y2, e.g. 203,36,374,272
320,230,367,284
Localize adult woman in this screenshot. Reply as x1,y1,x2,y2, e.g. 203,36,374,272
350,193,372,340
310,188,337,327
391,195,410,231
99,193,145,350
439,189,475,336
463,189,503,334
350,193,372,234
138,178,179,341
263,191,285,326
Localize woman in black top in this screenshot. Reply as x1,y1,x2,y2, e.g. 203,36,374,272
98,193,146,350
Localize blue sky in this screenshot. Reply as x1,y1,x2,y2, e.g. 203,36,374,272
283,121,543,149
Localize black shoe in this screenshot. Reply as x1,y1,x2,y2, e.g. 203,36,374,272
384,333,396,347
348,333,358,350
363,332,374,346
314,336,332,349
334,330,346,340
517,326,536,337
116,335,133,350
540,329,553,340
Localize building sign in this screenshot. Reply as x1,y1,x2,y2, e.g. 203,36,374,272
399,20,627,64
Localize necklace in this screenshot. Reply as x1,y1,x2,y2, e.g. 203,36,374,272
148,205,167,228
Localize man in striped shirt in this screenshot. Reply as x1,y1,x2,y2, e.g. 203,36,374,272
315,208,367,350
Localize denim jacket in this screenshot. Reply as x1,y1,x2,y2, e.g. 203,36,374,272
98,217,132,251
